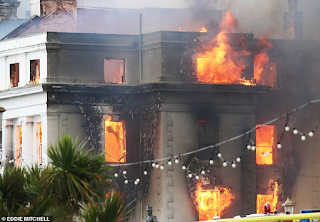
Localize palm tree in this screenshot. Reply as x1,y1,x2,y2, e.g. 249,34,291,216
0,134,116,220
79,191,130,222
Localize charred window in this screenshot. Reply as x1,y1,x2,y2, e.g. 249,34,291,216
36,122,42,164
15,126,22,167
10,63,19,87
104,59,125,84
105,116,126,163
30,59,40,84
256,125,276,165
197,120,219,161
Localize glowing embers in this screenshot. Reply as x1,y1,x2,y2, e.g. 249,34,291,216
196,11,252,85
104,59,125,84
195,183,235,221
257,179,279,213
105,116,126,163
254,37,276,87
256,125,276,165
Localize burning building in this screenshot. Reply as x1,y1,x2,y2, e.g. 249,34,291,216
0,0,320,221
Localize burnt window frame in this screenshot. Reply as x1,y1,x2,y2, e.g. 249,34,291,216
197,115,219,163
30,59,40,84
103,59,125,84
10,63,19,88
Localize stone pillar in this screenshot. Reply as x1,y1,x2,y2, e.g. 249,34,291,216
2,120,13,165
22,117,34,166
41,112,59,164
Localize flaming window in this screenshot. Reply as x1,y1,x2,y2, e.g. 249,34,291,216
104,59,125,84
15,126,22,167
10,63,19,88
36,122,42,164
196,11,253,85
256,125,276,165
257,179,279,213
195,183,235,220
105,116,126,163
30,59,40,84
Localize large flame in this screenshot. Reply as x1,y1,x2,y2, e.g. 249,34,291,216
195,183,235,221
257,179,279,213
256,125,275,165
254,37,275,86
200,27,208,33
105,116,126,163
197,11,252,85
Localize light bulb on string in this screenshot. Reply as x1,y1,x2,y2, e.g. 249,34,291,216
209,159,214,165
309,131,314,137
136,178,140,183
301,134,306,141
168,159,172,166
155,163,159,169
124,179,129,184
246,144,252,150
232,161,236,168
201,169,206,175
188,173,192,178
293,128,298,134
114,172,119,178
236,157,241,163
160,164,164,170
285,125,290,131
217,153,222,158
144,170,148,175
152,162,156,168
134,181,138,185
251,145,256,151
182,165,187,170
195,175,200,180
277,143,282,149
175,157,179,164
223,161,227,167
122,170,127,175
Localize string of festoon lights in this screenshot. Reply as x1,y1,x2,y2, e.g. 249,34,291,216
1,96,320,186
110,96,320,186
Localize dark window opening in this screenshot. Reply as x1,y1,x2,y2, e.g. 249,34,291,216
10,63,19,87
197,120,219,161
104,59,125,84
30,59,40,84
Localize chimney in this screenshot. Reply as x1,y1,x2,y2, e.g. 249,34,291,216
0,0,21,21
30,0,77,18
284,0,303,40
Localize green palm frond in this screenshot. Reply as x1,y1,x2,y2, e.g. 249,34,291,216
46,134,111,206
79,191,132,222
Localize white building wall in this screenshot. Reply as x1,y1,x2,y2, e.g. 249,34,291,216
0,90,48,166
0,34,47,91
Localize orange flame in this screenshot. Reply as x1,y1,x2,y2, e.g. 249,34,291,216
256,125,275,165
200,27,208,33
105,116,126,163
197,11,251,84
257,179,279,213
254,37,275,86
195,183,235,221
